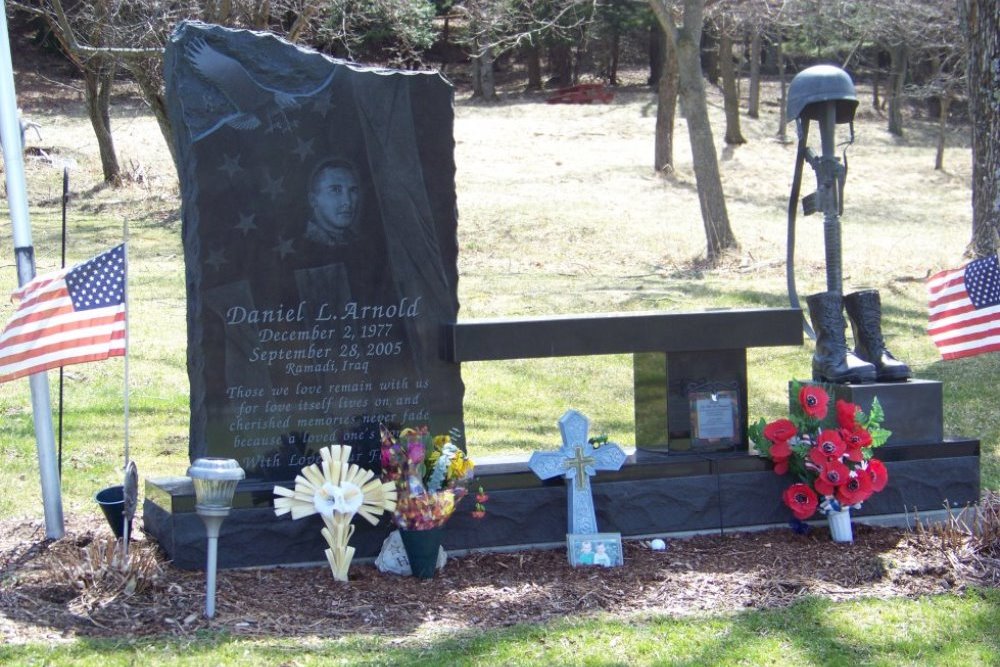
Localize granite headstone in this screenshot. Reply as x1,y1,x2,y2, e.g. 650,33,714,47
164,21,463,481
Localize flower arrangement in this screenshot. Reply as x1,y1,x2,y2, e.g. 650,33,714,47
273,445,396,581
379,424,484,530
749,383,891,522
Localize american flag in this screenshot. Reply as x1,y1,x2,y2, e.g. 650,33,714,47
0,244,126,383
927,254,1000,360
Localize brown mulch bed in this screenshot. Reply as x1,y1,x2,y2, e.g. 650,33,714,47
1,510,997,645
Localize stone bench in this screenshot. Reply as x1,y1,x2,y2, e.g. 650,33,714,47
445,307,803,451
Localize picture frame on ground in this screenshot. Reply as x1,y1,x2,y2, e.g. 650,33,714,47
567,533,623,568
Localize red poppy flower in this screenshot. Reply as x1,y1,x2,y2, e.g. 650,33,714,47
836,471,874,506
836,399,861,429
840,426,872,450
814,460,851,496
815,429,846,458
783,483,819,520
809,447,833,468
866,459,889,492
770,440,792,460
764,419,797,444
799,386,830,420
774,460,789,475
844,447,864,463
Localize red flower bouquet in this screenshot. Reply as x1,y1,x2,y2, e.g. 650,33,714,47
750,382,891,521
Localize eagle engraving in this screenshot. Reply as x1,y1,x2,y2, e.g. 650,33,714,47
186,38,301,132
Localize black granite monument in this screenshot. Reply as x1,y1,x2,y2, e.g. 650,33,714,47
166,21,462,480
143,23,979,571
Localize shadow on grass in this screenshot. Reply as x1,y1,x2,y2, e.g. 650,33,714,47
9,589,999,665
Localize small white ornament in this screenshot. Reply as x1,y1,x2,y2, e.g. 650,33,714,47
650,538,667,551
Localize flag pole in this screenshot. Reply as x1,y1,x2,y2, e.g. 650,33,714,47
121,218,131,556
58,168,68,476
0,1,64,538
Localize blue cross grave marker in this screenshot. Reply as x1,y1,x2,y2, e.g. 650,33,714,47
528,409,627,534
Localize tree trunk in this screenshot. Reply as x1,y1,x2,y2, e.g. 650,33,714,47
773,38,788,142
650,0,738,260
871,57,882,110
608,30,621,86
700,26,719,86
962,0,1000,257
648,22,664,86
122,58,177,173
655,30,678,172
83,60,121,185
747,30,761,119
719,31,745,145
887,44,908,136
548,41,573,87
472,41,497,100
524,43,543,91
935,94,951,171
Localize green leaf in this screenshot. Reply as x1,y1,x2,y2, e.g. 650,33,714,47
748,417,767,455
865,396,886,430
868,426,892,448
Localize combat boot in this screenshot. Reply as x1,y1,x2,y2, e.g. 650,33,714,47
806,291,877,384
844,289,912,382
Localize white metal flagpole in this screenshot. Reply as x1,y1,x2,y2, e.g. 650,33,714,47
0,0,65,538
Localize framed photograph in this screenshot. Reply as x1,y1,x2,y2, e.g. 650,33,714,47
567,533,623,568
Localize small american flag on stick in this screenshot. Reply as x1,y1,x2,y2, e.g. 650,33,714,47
927,254,1000,360
0,244,126,383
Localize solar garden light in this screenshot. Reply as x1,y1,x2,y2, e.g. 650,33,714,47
187,457,245,619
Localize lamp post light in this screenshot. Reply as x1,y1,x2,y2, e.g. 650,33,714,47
187,457,245,619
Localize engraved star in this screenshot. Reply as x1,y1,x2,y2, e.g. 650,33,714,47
274,236,295,259
293,137,315,162
218,154,242,179
205,248,227,271
261,171,285,200
234,212,257,235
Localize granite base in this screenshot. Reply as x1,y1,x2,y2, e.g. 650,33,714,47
143,438,979,570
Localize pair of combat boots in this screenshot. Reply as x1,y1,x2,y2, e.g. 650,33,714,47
806,289,912,384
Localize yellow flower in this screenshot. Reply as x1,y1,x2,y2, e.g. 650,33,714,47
448,453,474,479
426,449,441,469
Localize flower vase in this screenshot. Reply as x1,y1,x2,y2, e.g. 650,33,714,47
399,527,444,578
827,508,853,543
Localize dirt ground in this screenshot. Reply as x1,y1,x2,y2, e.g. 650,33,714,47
2,505,998,645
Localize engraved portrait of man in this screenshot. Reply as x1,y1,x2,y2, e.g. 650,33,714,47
306,159,361,246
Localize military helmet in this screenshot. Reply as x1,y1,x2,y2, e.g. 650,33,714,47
786,64,858,124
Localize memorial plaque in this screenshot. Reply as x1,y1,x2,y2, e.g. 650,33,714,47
165,22,463,481
690,390,738,444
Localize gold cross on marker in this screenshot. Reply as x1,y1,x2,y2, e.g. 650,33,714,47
563,445,596,491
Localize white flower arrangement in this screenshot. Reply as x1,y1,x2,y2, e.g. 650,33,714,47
273,445,397,581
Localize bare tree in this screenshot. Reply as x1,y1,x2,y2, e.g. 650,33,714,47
649,0,738,261
717,21,745,145
961,0,1000,257
654,26,678,172
23,1,329,180
746,27,761,118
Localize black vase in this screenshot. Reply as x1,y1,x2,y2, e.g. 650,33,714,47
94,485,131,540
399,527,443,578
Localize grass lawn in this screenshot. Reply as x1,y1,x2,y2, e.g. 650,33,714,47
1,60,997,664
